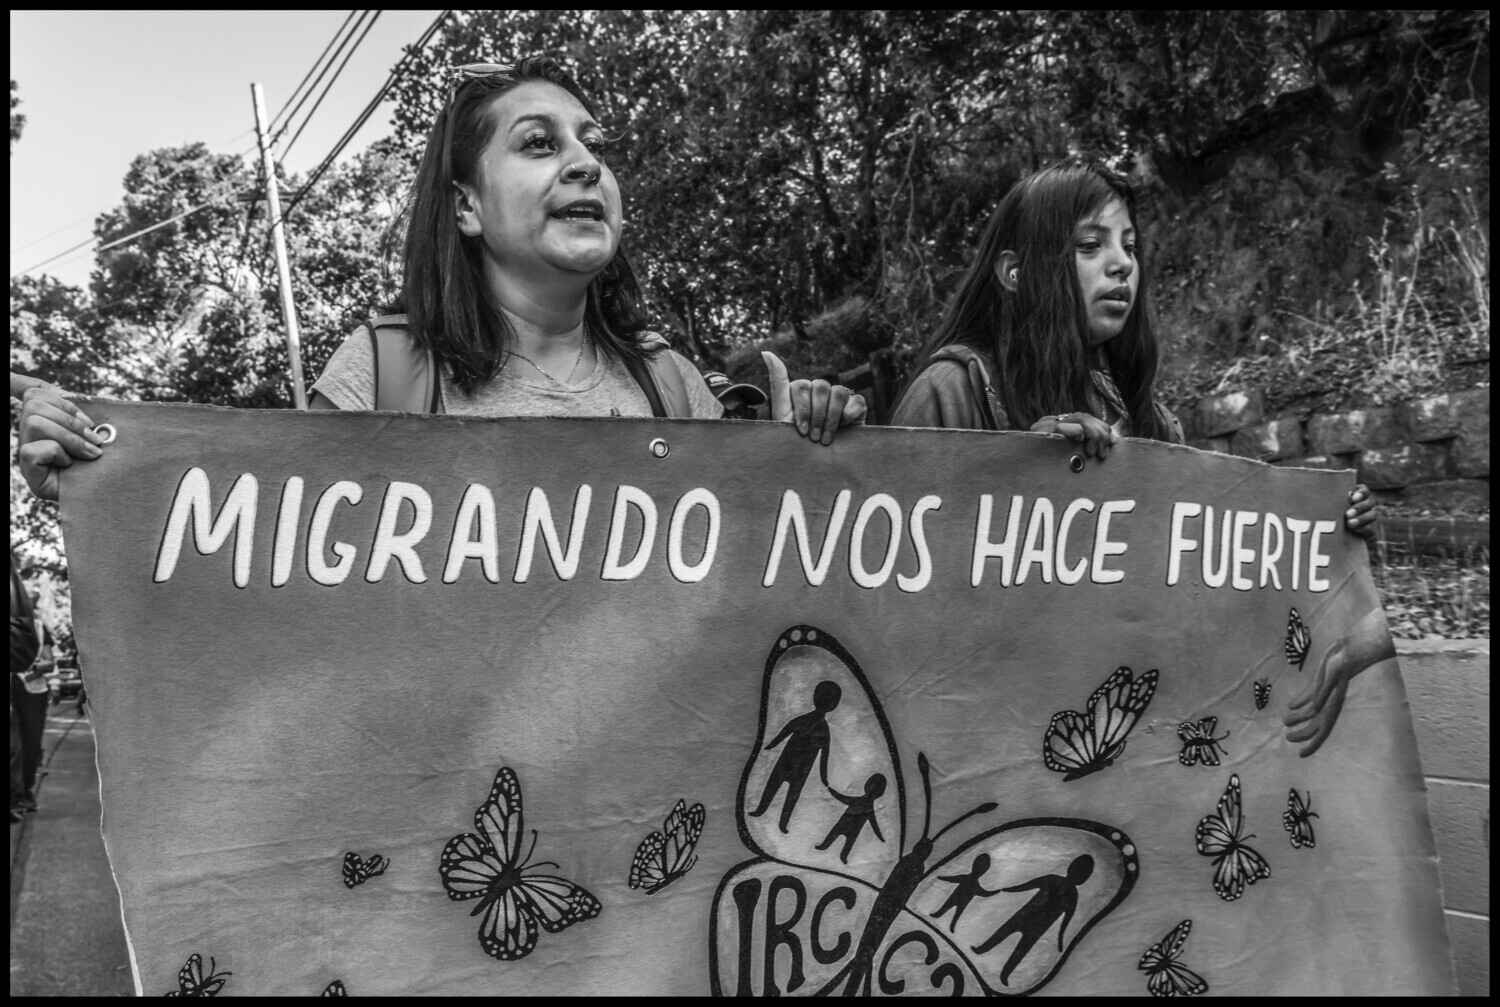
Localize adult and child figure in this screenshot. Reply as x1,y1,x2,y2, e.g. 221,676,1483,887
15,59,1380,758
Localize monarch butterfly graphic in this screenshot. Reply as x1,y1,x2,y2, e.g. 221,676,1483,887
1252,678,1272,710
1195,773,1271,901
710,625,1140,996
341,851,389,888
163,952,231,997
1176,716,1229,767
1138,918,1209,997
629,799,705,895
1043,666,1158,781
1282,788,1319,849
1284,607,1310,670
438,765,601,961
320,979,348,996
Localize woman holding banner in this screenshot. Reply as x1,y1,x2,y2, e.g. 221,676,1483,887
889,160,1376,536
888,160,1381,755
309,56,867,433
14,57,864,504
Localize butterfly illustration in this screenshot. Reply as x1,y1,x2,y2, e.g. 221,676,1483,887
342,851,389,888
1195,773,1271,901
164,952,231,997
439,765,601,961
1284,607,1310,670
1176,716,1229,767
1043,665,1159,781
321,979,347,996
1252,678,1272,710
710,625,1140,996
1282,788,1319,849
629,798,705,895
1138,918,1209,997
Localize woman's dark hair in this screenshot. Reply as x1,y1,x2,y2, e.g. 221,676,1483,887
401,55,650,395
912,161,1171,440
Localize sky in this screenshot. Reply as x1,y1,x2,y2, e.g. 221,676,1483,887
9,10,444,289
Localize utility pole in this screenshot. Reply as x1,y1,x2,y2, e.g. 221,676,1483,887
250,82,308,410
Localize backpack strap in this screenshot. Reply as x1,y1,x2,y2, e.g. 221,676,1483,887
367,313,442,413
928,344,1002,431
631,331,691,418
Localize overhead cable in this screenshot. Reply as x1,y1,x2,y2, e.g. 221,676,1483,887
268,9,361,139
276,9,451,226
271,10,373,148
281,10,384,160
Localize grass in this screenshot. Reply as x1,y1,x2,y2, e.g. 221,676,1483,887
1370,543,1490,640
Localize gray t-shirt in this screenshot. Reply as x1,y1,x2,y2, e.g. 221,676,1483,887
311,329,724,419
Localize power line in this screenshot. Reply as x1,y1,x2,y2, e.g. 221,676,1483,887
11,176,247,280
281,10,384,160
275,9,451,227
9,128,259,260
268,10,361,140
271,10,373,149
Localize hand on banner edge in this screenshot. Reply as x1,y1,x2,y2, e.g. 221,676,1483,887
762,350,867,446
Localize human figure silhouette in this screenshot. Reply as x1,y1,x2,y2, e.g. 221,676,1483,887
931,852,1004,932
749,680,841,832
814,773,886,863
971,854,1095,986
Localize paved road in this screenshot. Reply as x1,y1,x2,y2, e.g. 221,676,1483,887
9,703,135,996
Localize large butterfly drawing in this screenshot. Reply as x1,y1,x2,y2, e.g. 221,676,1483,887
710,625,1139,996
342,850,388,888
1284,607,1310,670
1138,918,1209,997
1176,716,1229,767
1282,788,1319,849
1043,666,1158,781
438,765,601,961
1195,773,1271,901
629,798,705,894
164,952,231,997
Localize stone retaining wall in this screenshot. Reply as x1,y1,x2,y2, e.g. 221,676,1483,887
1184,388,1490,514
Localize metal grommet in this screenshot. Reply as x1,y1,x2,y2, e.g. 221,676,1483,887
1068,453,1085,473
648,437,670,459
90,423,118,445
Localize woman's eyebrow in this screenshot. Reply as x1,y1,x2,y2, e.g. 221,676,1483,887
506,112,602,134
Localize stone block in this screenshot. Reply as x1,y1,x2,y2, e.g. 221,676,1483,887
1306,407,1404,455
1401,388,1490,442
1357,443,1452,489
1229,417,1305,461
1402,479,1490,513
1452,426,1490,478
1193,389,1265,438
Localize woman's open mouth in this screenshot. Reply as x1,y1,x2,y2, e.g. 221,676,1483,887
552,200,605,222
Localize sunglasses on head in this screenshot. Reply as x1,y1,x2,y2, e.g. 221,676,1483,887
446,62,516,104
441,62,516,181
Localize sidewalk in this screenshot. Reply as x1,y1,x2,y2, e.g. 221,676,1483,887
9,704,134,996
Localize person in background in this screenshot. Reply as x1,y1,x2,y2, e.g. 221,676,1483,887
703,371,769,420
889,160,1377,756
9,550,45,820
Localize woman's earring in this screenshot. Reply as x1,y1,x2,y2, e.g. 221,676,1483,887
1008,269,1018,283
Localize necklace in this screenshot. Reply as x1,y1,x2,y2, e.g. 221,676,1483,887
510,338,588,388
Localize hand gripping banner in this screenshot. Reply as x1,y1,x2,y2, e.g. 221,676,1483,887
58,401,1457,996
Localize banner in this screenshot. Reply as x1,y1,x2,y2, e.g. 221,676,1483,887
61,401,1456,996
